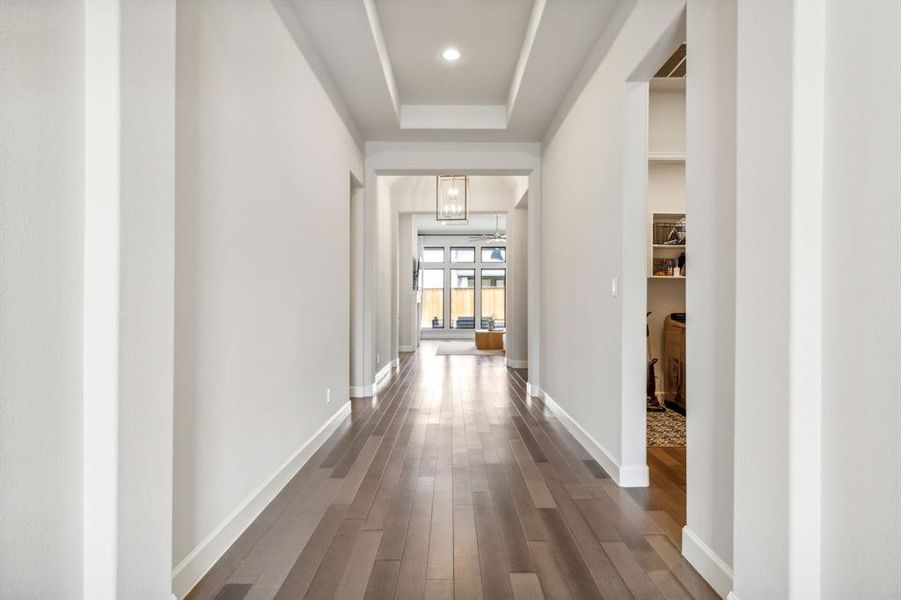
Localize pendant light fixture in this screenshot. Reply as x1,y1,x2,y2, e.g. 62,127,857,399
436,175,468,222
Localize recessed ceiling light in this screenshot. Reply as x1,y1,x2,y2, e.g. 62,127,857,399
442,47,461,61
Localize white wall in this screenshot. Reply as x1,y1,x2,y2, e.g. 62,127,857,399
820,0,900,596
734,2,822,598
375,176,395,375
649,82,685,153
540,0,684,483
683,0,736,594
390,175,522,214
732,2,901,597
173,0,363,594
506,206,529,367
113,4,177,598
0,2,85,596
397,214,417,351
350,185,365,391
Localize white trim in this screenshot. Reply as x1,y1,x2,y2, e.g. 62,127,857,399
526,381,542,398
507,0,546,117
420,330,475,340
682,526,734,599
648,151,686,163
506,358,528,369
361,0,399,121
171,401,352,599
349,385,370,398
398,345,415,352
727,593,740,600
374,361,392,386
541,392,649,487
392,357,399,368
400,104,506,130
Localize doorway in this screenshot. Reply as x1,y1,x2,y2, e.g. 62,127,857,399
641,45,688,541
373,174,530,376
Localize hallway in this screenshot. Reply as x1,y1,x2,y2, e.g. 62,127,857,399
189,344,715,600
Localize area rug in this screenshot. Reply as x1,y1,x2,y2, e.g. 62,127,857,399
435,342,504,356
647,409,686,447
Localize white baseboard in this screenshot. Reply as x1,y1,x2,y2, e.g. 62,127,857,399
171,401,352,599
352,359,396,398
617,463,650,487
526,381,542,398
420,330,474,340
399,345,415,352
349,384,370,398
726,593,740,600
541,391,649,488
682,526,734,599
506,358,528,369
374,361,392,386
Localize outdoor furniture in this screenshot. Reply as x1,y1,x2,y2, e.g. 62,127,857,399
455,316,475,329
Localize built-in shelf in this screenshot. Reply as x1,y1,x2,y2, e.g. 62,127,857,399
648,152,686,163
649,212,686,278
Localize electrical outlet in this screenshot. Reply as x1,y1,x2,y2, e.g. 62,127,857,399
611,277,619,297
326,388,331,403
377,353,380,364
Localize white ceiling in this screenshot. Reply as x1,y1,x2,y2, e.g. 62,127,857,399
378,1,532,106
278,0,627,142
416,212,507,235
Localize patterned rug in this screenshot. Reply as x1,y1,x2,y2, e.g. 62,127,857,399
647,409,686,447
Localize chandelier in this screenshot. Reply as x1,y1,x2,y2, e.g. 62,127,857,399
436,175,468,222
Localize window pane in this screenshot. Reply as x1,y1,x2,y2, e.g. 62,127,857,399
450,269,475,329
481,246,506,263
420,269,444,329
480,269,505,329
422,247,444,262
450,247,475,263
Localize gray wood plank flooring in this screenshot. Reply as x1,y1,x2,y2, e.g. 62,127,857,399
188,342,715,600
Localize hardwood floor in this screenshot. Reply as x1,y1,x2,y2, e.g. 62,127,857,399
187,343,716,600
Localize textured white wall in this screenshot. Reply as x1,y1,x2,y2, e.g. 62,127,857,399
820,1,900,596
173,0,363,585
0,2,85,596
